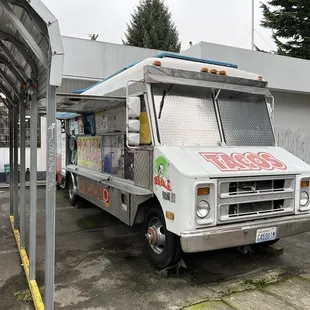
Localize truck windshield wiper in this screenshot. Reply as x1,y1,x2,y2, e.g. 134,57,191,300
158,84,173,119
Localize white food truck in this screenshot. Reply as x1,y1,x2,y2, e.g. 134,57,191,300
56,53,310,268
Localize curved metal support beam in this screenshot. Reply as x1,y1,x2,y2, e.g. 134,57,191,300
0,69,20,97
0,85,15,107
0,41,29,80
0,56,25,86
0,30,37,78
0,0,49,68
27,0,64,86
0,98,10,109
8,0,49,37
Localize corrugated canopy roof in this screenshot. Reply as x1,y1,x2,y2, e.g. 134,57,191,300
0,0,63,109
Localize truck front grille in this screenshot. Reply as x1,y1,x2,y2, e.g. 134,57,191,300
228,200,284,217
218,176,295,223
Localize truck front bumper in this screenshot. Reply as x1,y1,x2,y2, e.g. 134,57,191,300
180,214,310,253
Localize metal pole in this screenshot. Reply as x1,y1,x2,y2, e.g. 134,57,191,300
13,104,19,229
44,84,57,310
9,108,14,216
20,102,26,248
29,91,37,280
251,0,255,51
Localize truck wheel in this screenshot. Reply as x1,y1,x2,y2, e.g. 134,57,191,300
68,176,77,206
143,206,182,268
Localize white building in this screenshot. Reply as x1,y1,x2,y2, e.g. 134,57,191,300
0,37,309,181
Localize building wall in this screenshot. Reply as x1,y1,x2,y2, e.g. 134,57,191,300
62,36,162,81
183,42,310,94
0,117,46,178
273,91,310,164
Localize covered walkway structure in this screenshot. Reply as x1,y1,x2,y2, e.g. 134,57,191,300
0,0,63,309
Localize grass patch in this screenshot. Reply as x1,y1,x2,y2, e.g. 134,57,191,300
14,289,33,302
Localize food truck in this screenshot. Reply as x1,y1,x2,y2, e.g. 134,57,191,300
56,53,310,268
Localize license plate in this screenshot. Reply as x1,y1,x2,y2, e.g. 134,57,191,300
255,227,277,243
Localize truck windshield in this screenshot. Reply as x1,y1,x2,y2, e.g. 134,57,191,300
153,84,221,147
216,90,275,146
152,84,275,147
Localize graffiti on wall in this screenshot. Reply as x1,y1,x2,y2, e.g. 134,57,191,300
275,127,310,164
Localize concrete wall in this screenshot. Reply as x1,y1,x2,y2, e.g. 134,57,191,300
273,91,310,163
62,36,162,81
183,42,310,94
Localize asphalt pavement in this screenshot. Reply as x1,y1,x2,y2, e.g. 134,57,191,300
1,188,310,310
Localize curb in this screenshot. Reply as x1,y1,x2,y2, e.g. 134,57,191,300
10,216,44,310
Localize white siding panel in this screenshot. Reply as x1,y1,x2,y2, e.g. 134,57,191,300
186,41,310,94
273,91,310,163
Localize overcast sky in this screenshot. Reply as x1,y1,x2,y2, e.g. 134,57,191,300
42,0,276,52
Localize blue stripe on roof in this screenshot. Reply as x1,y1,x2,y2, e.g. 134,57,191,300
73,61,140,94
73,53,238,94
153,52,238,68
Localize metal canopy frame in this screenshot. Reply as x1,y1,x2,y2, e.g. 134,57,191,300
0,1,64,310
54,93,126,113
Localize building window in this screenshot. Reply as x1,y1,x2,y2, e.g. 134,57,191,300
0,106,41,148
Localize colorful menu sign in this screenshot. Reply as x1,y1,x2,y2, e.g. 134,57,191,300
77,136,102,172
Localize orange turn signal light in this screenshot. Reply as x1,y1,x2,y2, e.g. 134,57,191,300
153,60,161,66
201,67,209,73
301,181,309,188
197,187,210,195
219,70,227,75
210,69,217,74
166,211,175,220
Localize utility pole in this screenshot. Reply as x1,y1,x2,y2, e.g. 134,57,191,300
251,0,255,50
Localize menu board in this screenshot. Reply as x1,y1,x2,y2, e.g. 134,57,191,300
77,136,102,172
95,107,125,134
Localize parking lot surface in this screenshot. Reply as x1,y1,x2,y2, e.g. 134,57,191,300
1,187,310,309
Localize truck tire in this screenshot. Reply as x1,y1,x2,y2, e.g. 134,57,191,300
68,176,78,206
143,206,182,268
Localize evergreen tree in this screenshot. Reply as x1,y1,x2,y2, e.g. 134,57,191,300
261,0,310,59
123,0,181,52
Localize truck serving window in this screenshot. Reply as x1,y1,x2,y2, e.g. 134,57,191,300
152,84,221,147
217,92,275,146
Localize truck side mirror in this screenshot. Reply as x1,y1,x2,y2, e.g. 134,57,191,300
127,96,141,147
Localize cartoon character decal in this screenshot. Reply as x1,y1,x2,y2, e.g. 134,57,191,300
154,156,172,192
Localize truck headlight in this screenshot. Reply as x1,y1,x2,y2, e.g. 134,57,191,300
196,200,210,219
300,191,309,207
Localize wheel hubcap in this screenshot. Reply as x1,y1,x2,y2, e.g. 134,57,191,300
145,217,166,254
